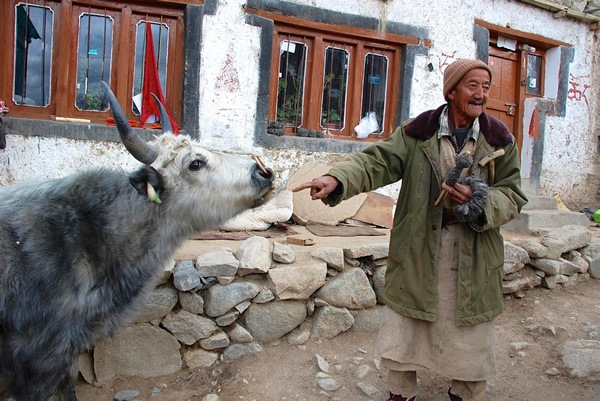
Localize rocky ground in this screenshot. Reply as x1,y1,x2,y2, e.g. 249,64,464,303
74,227,600,401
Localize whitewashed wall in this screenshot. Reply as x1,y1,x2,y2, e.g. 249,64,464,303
0,136,140,184
1,0,598,207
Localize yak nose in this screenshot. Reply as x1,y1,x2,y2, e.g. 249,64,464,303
253,155,274,181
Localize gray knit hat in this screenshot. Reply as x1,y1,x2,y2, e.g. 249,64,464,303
443,59,492,101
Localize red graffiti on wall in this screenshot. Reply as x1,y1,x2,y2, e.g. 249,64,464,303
437,51,457,72
215,53,240,93
567,73,590,111
529,107,540,139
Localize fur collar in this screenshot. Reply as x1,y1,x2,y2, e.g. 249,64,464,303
405,104,514,146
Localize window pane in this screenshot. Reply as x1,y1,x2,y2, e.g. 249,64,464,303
76,13,113,111
13,3,53,107
276,40,307,127
133,21,169,115
360,53,388,135
321,47,349,130
526,54,542,96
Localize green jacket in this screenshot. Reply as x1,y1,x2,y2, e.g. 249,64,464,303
325,105,528,325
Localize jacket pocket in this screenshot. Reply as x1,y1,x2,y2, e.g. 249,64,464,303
482,229,504,275
388,214,413,265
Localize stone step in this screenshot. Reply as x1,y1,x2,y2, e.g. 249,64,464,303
522,195,558,210
503,209,590,234
503,195,591,234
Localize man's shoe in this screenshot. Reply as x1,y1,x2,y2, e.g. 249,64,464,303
387,392,417,401
448,389,463,401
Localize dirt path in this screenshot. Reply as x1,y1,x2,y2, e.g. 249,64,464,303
76,278,600,401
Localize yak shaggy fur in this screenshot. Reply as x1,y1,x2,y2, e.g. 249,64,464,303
0,132,272,401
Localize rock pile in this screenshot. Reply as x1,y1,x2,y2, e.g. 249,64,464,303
502,225,600,296
82,225,600,386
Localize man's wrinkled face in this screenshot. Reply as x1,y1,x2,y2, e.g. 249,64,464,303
447,68,491,127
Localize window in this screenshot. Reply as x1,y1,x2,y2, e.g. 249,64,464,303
277,39,307,128
256,11,412,141
13,3,53,108
361,53,389,136
75,12,113,112
1,0,191,125
526,53,543,97
275,36,392,140
321,46,349,131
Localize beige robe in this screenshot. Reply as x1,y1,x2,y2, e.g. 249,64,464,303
374,223,496,381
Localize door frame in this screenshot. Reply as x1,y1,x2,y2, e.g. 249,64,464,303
487,44,523,151
474,19,571,154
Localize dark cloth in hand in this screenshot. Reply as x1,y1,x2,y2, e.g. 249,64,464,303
445,153,473,186
454,175,489,224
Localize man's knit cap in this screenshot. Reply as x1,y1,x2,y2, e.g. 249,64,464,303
443,59,492,101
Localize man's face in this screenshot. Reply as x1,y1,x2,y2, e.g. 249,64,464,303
447,68,491,127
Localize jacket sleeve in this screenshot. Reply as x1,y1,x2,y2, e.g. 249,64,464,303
473,139,528,231
323,126,408,206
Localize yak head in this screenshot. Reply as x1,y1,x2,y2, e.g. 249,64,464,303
101,82,274,232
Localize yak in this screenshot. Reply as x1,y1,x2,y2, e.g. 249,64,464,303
0,82,273,401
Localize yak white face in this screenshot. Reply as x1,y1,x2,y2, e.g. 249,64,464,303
100,81,273,233
151,134,273,231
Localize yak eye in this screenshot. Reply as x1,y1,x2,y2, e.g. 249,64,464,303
189,159,205,171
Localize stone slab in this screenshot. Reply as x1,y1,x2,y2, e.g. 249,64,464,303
503,210,590,234
287,162,367,225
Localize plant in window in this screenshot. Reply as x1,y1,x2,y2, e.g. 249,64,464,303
77,91,105,111
321,109,341,124
277,64,303,126
322,72,345,124
277,95,302,123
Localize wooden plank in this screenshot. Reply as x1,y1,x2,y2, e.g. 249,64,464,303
518,0,600,23
286,237,316,246
476,19,571,49
67,0,200,8
55,0,73,117
51,116,91,123
146,0,204,5
0,1,12,104
351,192,394,229
114,6,132,112
171,14,185,122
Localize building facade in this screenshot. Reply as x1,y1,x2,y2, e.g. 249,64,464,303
1,0,599,208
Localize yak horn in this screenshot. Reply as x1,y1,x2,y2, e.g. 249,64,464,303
101,81,158,165
151,93,174,135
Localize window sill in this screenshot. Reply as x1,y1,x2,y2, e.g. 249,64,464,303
257,131,373,153
1,116,163,144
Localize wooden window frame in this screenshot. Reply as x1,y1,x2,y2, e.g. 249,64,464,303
1,0,190,126
252,10,416,142
524,51,545,99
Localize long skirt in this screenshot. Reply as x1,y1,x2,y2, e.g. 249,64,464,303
374,224,496,381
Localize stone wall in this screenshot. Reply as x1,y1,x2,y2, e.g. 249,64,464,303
81,225,600,384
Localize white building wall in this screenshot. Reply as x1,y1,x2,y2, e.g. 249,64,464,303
1,0,598,207
198,3,262,152
0,135,140,184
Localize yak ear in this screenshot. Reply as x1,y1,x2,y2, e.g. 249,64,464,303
129,166,164,199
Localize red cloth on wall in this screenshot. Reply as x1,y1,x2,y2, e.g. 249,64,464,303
140,22,180,134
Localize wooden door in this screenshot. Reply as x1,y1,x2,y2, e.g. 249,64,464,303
487,46,523,151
